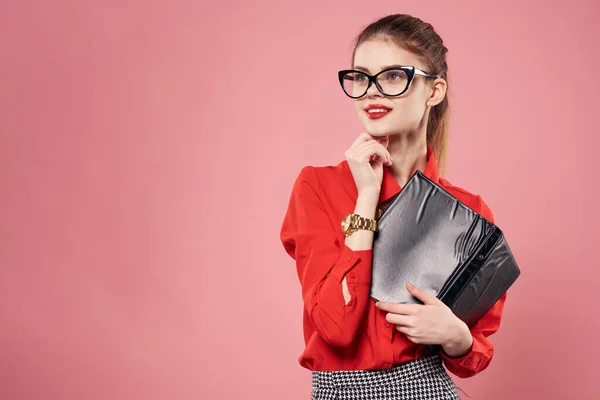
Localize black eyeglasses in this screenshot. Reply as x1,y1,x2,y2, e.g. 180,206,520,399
338,66,438,99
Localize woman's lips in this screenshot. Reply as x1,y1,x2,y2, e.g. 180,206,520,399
365,108,391,119
364,105,392,120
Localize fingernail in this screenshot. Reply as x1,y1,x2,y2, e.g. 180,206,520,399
407,282,414,290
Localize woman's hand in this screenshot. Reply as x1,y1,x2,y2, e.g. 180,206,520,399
345,133,392,199
376,283,474,357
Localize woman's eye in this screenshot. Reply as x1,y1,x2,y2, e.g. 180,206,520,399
382,71,406,81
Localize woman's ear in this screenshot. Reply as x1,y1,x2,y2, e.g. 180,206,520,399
426,78,447,107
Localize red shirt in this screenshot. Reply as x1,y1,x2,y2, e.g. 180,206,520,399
280,147,507,378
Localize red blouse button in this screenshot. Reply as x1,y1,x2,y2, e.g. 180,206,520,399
385,322,391,328
350,272,357,279
382,363,391,369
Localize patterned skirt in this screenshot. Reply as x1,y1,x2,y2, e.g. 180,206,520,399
311,354,460,400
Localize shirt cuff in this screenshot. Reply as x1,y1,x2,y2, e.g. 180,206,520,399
440,334,487,371
328,245,373,285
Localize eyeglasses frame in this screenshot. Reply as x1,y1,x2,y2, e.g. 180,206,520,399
337,66,439,99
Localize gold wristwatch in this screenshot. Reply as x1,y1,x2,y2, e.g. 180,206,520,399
341,213,378,237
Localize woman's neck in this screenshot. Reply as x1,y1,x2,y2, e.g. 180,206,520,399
386,134,428,188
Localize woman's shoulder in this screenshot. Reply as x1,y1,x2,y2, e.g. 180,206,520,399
292,160,352,187
438,177,494,222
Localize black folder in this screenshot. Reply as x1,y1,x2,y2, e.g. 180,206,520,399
370,171,520,327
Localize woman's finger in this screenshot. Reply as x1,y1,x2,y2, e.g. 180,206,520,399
366,141,392,164
376,135,389,149
376,302,422,315
404,334,422,344
395,325,414,336
386,313,414,327
354,141,392,165
350,132,375,148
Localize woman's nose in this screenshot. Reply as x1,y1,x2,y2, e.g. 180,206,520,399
365,81,382,97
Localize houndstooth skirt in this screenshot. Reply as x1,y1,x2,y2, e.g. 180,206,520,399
311,354,459,400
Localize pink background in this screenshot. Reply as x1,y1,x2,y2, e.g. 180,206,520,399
1,0,599,399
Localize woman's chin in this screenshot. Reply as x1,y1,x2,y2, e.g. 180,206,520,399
363,125,392,137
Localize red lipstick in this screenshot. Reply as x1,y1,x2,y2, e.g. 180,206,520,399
364,104,392,120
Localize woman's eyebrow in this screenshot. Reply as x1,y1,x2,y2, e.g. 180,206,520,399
352,64,405,73
353,65,370,73
380,64,404,70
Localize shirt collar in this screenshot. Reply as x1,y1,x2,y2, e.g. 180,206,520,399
379,145,440,204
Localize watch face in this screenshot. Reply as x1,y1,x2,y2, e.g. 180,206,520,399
341,213,352,232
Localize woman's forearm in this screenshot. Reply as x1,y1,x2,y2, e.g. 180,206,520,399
342,193,379,304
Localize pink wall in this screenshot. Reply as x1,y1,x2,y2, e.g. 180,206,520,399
1,0,599,399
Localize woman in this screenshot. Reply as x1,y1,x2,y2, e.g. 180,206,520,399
280,14,507,400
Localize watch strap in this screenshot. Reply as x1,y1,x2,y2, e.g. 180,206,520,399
344,213,377,236
353,215,377,232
